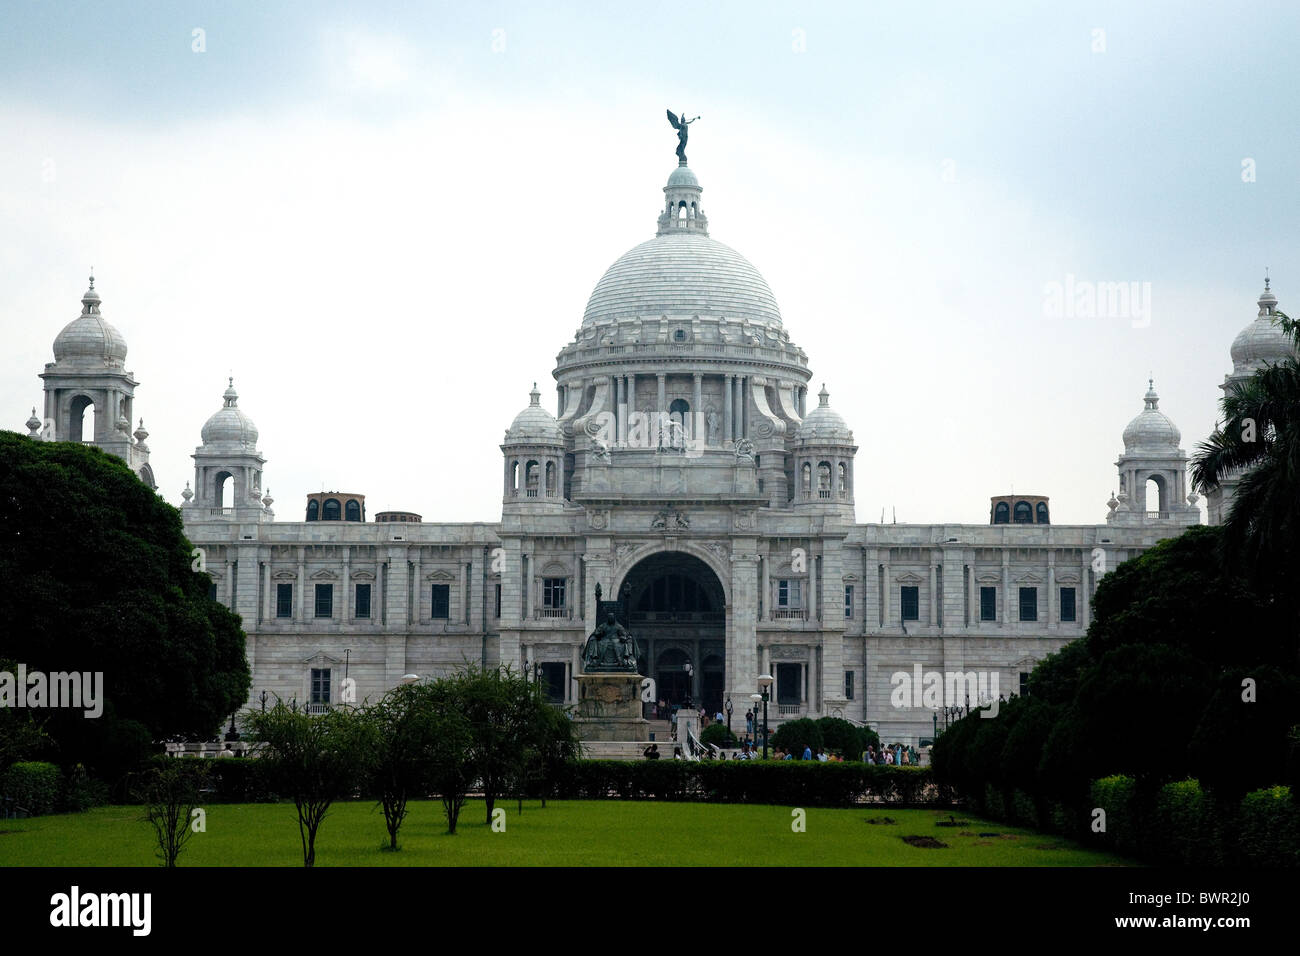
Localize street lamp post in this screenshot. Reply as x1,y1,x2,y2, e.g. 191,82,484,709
757,673,774,759
749,694,762,756
725,697,733,735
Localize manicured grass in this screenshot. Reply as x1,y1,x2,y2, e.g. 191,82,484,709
0,800,1132,866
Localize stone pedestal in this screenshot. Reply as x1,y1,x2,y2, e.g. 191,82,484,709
573,672,649,742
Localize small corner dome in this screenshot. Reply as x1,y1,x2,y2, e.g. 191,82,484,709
53,280,128,365
1122,380,1180,451
796,385,853,442
1230,279,1296,372
201,379,259,447
505,384,563,445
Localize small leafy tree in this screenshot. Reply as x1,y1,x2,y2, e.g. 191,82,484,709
136,760,209,868
700,723,737,748
363,684,438,850
244,702,375,866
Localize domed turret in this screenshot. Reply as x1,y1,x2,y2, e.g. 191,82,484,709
796,385,853,443
190,378,268,521
51,275,129,366
1122,379,1181,452
1110,379,1198,528
501,384,567,510
1228,276,1295,377
504,383,563,445
201,378,260,447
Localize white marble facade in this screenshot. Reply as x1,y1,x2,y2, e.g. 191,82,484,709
26,161,1292,745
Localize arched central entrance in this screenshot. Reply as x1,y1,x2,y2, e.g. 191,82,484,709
618,551,725,713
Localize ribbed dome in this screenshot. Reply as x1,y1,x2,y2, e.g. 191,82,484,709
1230,282,1295,374
53,279,128,365
504,384,563,445
796,385,853,442
582,233,782,328
201,379,259,447
666,165,699,188
1122,380,1180,451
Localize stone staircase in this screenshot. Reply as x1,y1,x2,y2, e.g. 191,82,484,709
578,719,677,761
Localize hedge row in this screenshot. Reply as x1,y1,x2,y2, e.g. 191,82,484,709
961,773,1299,866
546,760,948,807
1,761,62,816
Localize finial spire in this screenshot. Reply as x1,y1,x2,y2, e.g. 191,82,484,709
88,268,94,290
1265,267,1270,291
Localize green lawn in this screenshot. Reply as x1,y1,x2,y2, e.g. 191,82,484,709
0,800,1132,866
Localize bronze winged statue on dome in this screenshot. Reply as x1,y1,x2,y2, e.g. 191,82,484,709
666,109,700,164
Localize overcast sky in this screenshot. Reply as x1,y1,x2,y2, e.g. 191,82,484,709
3,1,1296,525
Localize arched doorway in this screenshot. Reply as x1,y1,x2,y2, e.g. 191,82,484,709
619,550,725,712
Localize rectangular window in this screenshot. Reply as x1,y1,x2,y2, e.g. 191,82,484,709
540,662,566,704
980,586,996,621
310,668,331,705
1019,672,1030,697
315,583,333,618
845,671,854,700
355,583,371,619
208,581,218,602
276,583,293,618
494,582,502,618
1059,587,1077,622
777,579,803,608
844,585,854,618
776,662,800,706
431,584,450,619
900,585,919,621
1019,586,1037,622
542,577,566,609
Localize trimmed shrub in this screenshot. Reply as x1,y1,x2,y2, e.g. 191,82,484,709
1152,779,1219,865
2,761,61,816
1235,786,1300,867
700,724,737,748
61,764,110,812
770,718,822,755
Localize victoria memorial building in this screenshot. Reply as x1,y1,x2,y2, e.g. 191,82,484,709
20,143,1295,746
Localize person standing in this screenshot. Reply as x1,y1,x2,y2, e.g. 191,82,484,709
802,744,812,761
745,709,754,735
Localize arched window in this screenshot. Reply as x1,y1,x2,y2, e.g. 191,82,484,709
817,462,832,498
1036,502,1049,524
1013,501,1032,523
689,202,697,219
525,461,539,498
678,201,687,220
345,499,361,522
306,499,319,521
994,502,1010,524
801,462,812,497
838,462,848,499
322,498,341,521
545,461,556,496
1145,476,1165,514
510,460,520,496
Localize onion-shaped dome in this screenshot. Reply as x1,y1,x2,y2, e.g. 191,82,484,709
1230,279,1296,375
796,385,853,442
200,378,259,447
52,276,129,365
504,384,563,445
1122,379,1181,451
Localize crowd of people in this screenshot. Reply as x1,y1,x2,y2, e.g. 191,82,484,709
648,740,925,764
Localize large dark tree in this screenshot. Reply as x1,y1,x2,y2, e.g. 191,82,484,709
0,433,249,777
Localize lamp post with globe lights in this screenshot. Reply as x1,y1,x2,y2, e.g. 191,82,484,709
756,673,774,758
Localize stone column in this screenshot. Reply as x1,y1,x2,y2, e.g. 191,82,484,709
1081,552,1091,628
459,562,468,625
929,559,938,630
412,547,422,626
967,561,977,629
1047,551,1056,630
656,373,666,417
343,547,351,622
570,645,580,703
262,560,271,623
881,559,890,627
297,548,306,621
807,547,817,621
734,377,743,439
628,374,636,434
692,373,702,437
723,374,733,443
376,559,386,626
761,548,771,622
1002,552,1012,624
728,548,759,716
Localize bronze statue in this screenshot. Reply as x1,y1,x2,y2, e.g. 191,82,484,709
582,612,641,673
666,109,700,164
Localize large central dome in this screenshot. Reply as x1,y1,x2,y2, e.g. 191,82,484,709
580,163,783,329
582,232,782,328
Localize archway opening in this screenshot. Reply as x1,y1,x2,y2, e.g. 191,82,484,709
69,395,95,443
1145,475,1166,514
215,470,234,510
620,550,726,713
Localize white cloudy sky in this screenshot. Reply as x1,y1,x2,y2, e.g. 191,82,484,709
2,1,1296,525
